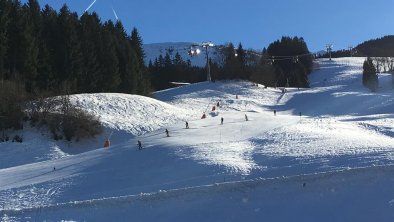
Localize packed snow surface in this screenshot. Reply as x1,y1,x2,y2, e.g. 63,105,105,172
1,58,394,221
71,93,193,135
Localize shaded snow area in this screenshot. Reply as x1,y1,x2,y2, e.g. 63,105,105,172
1,58,394,221
0,125,69,169
3,166,394,222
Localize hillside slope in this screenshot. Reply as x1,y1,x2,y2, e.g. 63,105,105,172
1,58,394,221
356,35,394,57
0,94,193,168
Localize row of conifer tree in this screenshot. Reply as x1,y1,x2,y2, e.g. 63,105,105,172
149,37,313,90
0,0,150,95
0,0,315,96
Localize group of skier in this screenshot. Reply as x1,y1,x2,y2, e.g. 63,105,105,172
137,113,251,150
136,97,298,150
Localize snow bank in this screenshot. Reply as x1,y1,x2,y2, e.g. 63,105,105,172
71,93,193,136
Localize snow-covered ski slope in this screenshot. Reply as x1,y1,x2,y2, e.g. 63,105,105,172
1,58,394,221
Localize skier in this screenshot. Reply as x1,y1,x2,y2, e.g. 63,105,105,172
221,117,224,125
186,121,189,129
245,114,248,121
165,129,169,137
217,101,220,107
104,139,110,148
274,110,277,116
138,140,142,150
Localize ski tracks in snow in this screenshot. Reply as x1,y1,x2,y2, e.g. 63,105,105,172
3,164,394,217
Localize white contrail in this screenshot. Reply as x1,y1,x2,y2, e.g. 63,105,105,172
111,5,119,21
84,0,98,13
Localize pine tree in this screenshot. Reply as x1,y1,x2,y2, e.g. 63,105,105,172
0,0,11,83
236,43,247,79
79,12,101,92
36,4,58,91
173,52,186,81
236,43,246,67
220,42,238,80
267,36,312,87
163,52,173,86
130,27,150,95
154,58,159,68
130,27,145,67
56,5,84,92
6,0,23,79
363,57,378,92
158,54,164,68
250,52,276,86
173,52,184,66
113,21,137,94
18,0,41,92
98,21,121,92
164,52,172,69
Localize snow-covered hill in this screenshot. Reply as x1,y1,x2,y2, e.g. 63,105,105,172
71,93,193,135
1,58,394,221
0,93,194,169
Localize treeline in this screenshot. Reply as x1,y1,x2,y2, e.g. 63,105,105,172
0,0,150,94
319,49,354,58
265,37,312,87
362,57,378,92
320,35,394,58
371,57,394,73
148,52,206,90
362,57,394,92
356,36,394,57
0,0,151,141
150,37,313,89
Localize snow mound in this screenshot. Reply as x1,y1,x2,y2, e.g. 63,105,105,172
70,93,193,136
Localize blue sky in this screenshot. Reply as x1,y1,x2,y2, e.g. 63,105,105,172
24,0,394,51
